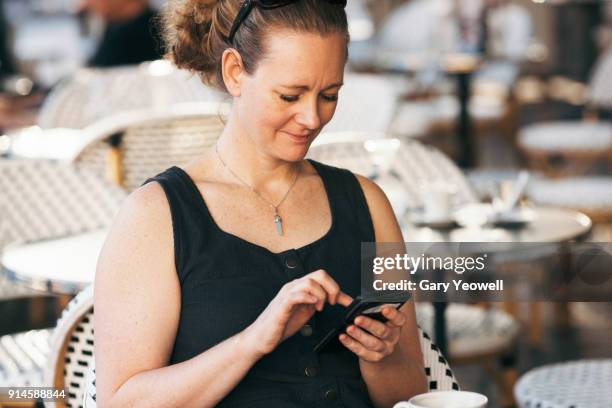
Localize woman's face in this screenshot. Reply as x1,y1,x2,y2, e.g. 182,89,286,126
236,30,347,162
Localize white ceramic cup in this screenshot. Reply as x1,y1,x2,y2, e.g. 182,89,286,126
422,188,452,222
404,391,488,408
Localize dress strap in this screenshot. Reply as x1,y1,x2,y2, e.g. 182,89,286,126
307,159,375,243
142,167,211,282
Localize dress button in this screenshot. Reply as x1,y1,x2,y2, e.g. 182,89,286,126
304,365,318,377
323,388,338,401
285,256,299,269
300,324,313,337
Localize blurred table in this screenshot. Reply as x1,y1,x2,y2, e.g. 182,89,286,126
514,359,612,408
1,229,107,295
403,206,592,355
1,126,86,161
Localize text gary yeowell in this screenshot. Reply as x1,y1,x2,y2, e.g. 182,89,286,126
371,254,504,293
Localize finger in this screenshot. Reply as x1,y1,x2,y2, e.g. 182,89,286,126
339,333,384,361
382,306,407,328
298,279,328,311
285,290,319,309
346,325,386,353
308,270,342,305
354,315,391,339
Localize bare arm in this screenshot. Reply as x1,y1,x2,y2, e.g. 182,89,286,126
351,175,428,408
94,183,262,408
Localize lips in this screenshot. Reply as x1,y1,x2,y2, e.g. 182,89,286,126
282,130,312,144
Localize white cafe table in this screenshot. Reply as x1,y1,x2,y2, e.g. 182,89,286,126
1,229,108,295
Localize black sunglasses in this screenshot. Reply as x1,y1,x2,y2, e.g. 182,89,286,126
227,0,347,44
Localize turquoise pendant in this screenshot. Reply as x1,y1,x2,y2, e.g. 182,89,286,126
274,214,283,236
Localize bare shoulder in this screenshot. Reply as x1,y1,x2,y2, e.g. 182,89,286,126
354,174,403,242
94,180,181,403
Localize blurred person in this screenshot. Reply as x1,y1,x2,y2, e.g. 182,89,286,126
94,0,427,407
80,0,163,67
486,0,532,61
0,0,43,130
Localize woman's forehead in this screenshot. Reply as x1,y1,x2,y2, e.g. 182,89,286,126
257,30,346,82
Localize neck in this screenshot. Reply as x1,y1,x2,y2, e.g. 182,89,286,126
215,111,301,193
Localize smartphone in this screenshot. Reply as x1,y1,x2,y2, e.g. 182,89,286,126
314,293,411,353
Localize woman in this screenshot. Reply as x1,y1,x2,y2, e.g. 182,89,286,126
94,1,427,407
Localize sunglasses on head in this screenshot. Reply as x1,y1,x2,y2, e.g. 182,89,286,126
227,0,347,44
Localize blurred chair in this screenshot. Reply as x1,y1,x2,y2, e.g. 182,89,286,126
19,102,227,192
39,285,458,408
72,102,227,191
518,48,612,177
309,133,478,216
514,359,612,408
324,73,402,135
0,160,126,253
37,60,225,130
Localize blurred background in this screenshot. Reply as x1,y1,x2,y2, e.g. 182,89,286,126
0,0,611,407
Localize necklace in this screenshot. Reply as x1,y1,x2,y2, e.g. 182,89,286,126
215,145,300,237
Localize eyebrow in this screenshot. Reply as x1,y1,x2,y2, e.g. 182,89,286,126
280,83,343,91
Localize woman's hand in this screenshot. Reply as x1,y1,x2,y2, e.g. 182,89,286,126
339,306,407,363
242,269,353,358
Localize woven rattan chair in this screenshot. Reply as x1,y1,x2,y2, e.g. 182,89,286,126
39,286,458,408
518,49,612,177
308,134,478,216
37,61,224,130
66,102,227,191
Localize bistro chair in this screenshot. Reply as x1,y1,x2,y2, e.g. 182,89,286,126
37,286,459,408
37,61,224,130
70,102,227,191
308,133,478,215
12,102,227,192
518,48,612,177
514,359,612,408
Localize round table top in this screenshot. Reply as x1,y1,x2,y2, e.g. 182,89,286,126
515,359,612,408
403,206,592,244
1,229,108,295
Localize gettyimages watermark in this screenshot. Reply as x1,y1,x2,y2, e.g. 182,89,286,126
360,242,612,302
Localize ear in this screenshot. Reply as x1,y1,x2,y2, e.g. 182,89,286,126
221,48,245,97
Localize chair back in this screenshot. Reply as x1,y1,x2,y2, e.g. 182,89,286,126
43,285,94,408
307,134,478,214
38,62,224,130
418,327,460,392
0,160,126,253
71,102,227,191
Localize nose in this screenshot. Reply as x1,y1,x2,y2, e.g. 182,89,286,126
295,97,321,131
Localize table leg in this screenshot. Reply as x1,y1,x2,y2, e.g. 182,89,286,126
456,72,474,168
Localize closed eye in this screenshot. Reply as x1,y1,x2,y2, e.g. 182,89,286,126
280,94,299,102
321,94,339,102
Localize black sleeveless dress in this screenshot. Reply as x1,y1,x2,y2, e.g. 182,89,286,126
145,160,376,407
